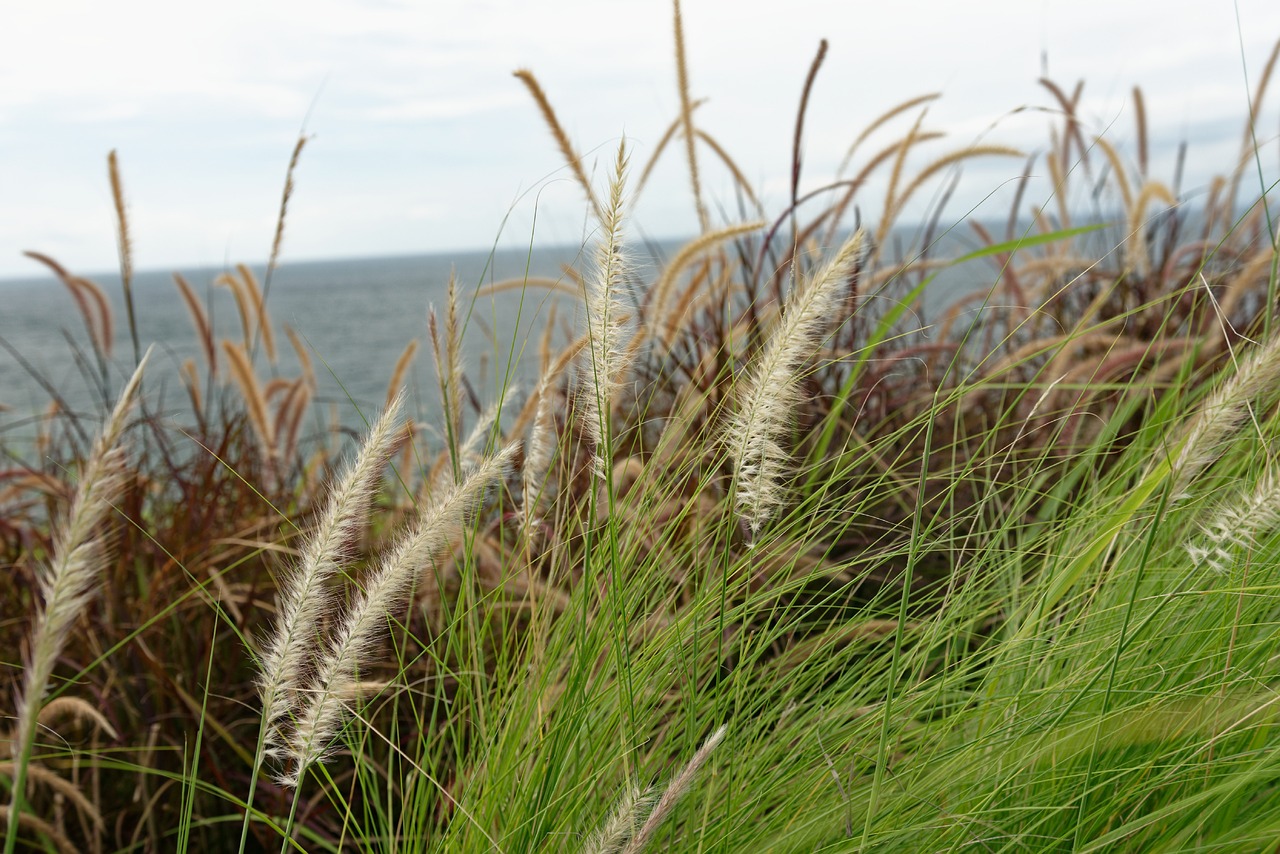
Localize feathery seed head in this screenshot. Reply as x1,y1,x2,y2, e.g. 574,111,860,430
727,230,865,540
1169,327,1280,498
622,725,727,854
257,392,407,755
278,439,517,786
581,139,634,479
1185,466,1280,574
581,785,652,854
12,350,149,777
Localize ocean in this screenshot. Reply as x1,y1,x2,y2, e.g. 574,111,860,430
0,242,603,448
0,227,995,454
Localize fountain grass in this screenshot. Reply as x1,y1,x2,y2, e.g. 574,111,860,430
2,6,1280,851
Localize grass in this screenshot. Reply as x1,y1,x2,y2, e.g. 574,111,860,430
3,4,1280,850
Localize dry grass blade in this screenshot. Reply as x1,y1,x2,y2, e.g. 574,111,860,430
0,811,78,854
0,763,102,832
36,696,119,741
727,230,865,540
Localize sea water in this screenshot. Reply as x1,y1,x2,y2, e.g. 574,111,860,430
0,227,994,456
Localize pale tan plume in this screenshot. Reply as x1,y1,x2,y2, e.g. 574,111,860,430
513,68,604,223
620,725,727,854
9,351,149,832
580,141,633,479
279,440,517,786
172,273,216,376
726,230,865,540
258,393,407,761
107,149,140,363
268,135,308,277
672,0,708,232
237,264,277,363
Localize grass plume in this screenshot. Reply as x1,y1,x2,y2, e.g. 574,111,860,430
621,725,727,853
5,349,149,852
581,141,632,479
726,229,865,541
279,439,518,786
672,0,708,233
513,68,604,223
1168,326,1280,496
107,150,140,366
257,391,408,762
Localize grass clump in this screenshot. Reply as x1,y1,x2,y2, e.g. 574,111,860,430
3,4,1280,851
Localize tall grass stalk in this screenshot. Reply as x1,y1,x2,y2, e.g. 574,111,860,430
237,392,407,848
5,349,149,854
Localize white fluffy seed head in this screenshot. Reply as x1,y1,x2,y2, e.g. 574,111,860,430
1169,330,1280,498
726,230,865,540
257,392,407,756
13,350,149,772
1185,467,1280,574
621,725,727,854
277,440,517,786
580,140,632,480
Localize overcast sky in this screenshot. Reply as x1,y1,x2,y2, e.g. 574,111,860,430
1,0,1278,280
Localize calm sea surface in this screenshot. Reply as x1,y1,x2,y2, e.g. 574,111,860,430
0,229,991,455
0,243,604,449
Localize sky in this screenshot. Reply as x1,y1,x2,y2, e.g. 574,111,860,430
1,0,1278,280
